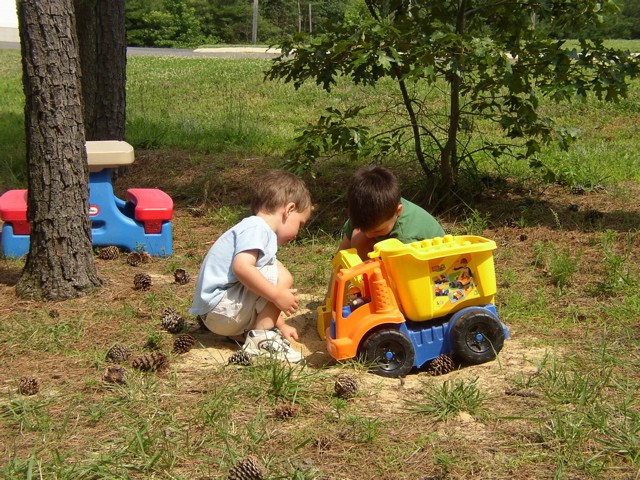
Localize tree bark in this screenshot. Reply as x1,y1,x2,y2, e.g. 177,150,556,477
74,0,126,141
16,0,102,300
440,0,467,190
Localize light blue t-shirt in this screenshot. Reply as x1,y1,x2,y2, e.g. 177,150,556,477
189,216,277,315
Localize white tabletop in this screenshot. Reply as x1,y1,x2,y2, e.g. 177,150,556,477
86,140,134,172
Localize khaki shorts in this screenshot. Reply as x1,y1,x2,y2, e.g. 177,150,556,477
203,263,278,337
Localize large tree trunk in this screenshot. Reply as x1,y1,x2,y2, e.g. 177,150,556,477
74,0,126,140
16,0,102,300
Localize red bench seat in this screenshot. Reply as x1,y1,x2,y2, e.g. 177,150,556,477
125,188,174,234
0,189,30,235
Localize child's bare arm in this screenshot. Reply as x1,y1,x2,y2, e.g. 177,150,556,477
338,235,351,251
232,250,298,315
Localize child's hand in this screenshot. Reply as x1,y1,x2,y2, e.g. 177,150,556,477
274,288,299,316
278,322,299,342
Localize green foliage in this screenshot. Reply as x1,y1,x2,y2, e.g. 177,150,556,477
530,149,610,189
266,359,303,402
513,354,640,468
126,0,208,47
462,209,491,235
1,397,54,433
285,106,372,174
124,56,296,154
2,46,640,193
122,0,640,47
590,398,640,463
243,359,316,403
125,0,358,46
190,0,252,45
144,331,164,351
343,414,382,443
266,0,640,191
560,0,640,39
589,229,637,295
533,240,582,293
0,312,85,354
0,50,26,188
405,378,487,420
207,205,247,227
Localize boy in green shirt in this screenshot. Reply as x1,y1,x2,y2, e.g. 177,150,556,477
339,165,444,260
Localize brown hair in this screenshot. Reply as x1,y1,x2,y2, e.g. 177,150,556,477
347,165,401,230
251,170,312,215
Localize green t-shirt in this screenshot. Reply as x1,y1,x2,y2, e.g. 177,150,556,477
341,198,445,244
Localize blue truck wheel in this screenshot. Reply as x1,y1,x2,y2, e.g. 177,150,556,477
451,309,505,365
361,329,415,378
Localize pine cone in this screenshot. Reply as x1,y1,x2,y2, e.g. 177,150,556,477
161,307,185,334
132,352,169,372
173,268,191,285
425,354,456,376
127,251,143,266
18,376,40,396
228,455,265,480
103,365,127,385
227,350,253,366
173,334,197,354
334,374,358,399
98,245,120,260
274,402,299,419
106,344,132,363
133,272,152,291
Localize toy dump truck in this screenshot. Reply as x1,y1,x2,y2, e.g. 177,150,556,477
317,235,509,377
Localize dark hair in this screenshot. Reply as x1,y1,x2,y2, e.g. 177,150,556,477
251,170,312,215
347,165,401,230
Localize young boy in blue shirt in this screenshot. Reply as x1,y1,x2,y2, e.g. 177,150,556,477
190,170,312,363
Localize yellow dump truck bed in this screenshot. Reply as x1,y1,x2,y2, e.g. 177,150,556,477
370,235,497,321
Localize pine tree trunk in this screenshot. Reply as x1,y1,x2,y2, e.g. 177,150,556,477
16,0,102,300
74,0,126,141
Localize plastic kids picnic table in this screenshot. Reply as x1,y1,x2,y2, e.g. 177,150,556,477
0,140,173,257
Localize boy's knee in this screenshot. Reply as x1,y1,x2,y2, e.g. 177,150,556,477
277,261,294,288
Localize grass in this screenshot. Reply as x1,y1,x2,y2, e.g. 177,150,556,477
2,181,639,478
2,40,640,190
1,43,640,479
405,377,488,421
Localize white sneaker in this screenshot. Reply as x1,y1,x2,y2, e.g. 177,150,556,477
242,329,304,363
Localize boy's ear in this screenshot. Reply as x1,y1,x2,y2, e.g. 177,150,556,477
396,203,403,216
284,202,297,216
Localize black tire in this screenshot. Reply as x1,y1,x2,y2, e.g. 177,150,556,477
451,309,505,365
361,329,415,378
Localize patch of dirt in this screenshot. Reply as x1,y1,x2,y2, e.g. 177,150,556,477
172,294,546,396
177,299,329,369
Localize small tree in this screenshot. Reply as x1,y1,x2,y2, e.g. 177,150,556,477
266,0,639,192
17,0,102,300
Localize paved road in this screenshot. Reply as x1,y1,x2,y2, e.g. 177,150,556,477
0,42,281,59
130,46,281,58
